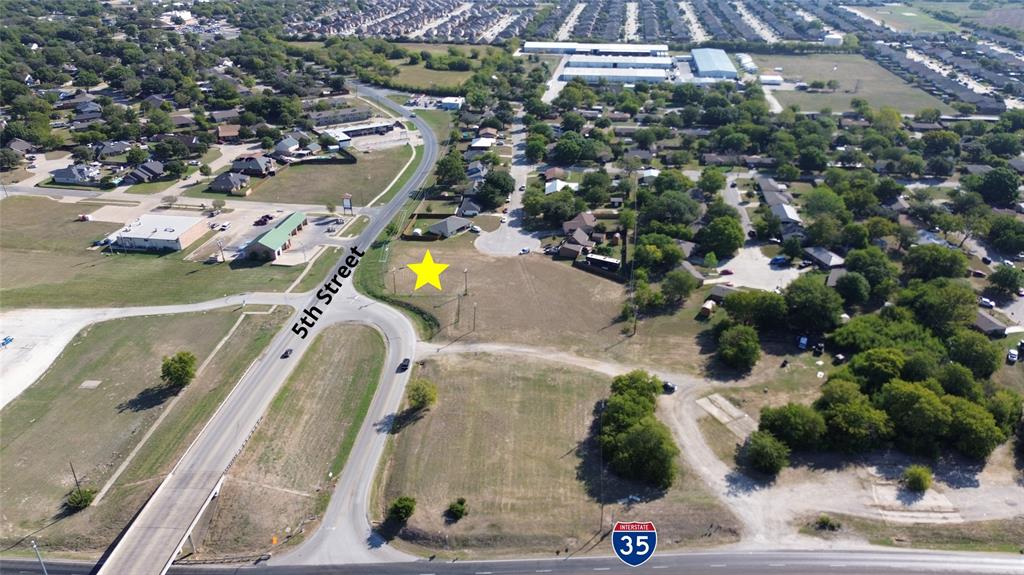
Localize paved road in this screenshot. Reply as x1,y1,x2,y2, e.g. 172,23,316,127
96,84,437,575
7,549,1024,575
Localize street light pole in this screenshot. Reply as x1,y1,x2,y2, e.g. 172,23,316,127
31,540,48,575
463,268,468,295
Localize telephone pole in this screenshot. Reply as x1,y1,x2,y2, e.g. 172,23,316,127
463,268,469,295
31,540,48,575
472,302,477,332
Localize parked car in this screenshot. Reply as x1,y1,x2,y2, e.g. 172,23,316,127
813,342,825,355
1008,349,1019,364
281,348,293,359
798,336,809,350
798,260,814,269
982,256,992,265
254,219,268,226
1018,287,1024,297
470,225,482,233
519,185,525,191
662,382,678,394
720,269,733,275
219,223,231,231
501,216,508,223
769,255,789,266
397,358,411,372
979,297,996,308
971,269,987,278
519,247,530,255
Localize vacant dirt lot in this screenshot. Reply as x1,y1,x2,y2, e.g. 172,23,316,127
367,234,731,375
378,354,739,559
0,196,303,309
198,325,384,557
0,308,289,554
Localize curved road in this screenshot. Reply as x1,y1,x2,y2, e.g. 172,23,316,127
96,85,437,574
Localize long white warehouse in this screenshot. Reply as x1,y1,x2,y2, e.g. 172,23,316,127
565,55,674,69
523,41,669,56
560,67,668,84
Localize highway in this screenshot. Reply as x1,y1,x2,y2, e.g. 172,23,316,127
5,550,1024,575
95,84,437,574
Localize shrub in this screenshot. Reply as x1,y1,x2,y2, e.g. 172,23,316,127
717,325,761,370
759,403,825,450
65,487,97,511
388,496,416,523
902,465,932,492
406,379,437,411
447,497,468,521
815,514,841,531
744,430,790,475
600,371,679,489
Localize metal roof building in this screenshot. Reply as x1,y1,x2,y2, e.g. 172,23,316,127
565,55,674,69
559,67,668,84
245,212,308,261
115,214,206,252
690,48,738,79
523,41,669,56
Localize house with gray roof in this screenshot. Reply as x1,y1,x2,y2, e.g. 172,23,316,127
428,216,472,238
209,171,250,195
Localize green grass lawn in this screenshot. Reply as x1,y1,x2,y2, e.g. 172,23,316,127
199,324,384,556
0,307,288,552
801,514,1024,553
416,109,454,141
0,196,305,308
343,214,371,237
184,148,413,207
392,62,474,89
755,54,953,114
369,145,421,207
858,3,960,32
125,167,198,195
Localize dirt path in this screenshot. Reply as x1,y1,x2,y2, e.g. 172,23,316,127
424,341,1024,549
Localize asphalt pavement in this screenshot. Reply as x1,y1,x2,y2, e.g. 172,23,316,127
7,549,1024,575
95,84,438,575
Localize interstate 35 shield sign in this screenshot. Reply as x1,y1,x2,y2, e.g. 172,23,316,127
612,521,657,566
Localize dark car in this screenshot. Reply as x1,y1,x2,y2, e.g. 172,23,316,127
397,358,411,372
798,260,814,269
254,218,268,226
662,381,678,394
282,348,293,359
981,256,992,265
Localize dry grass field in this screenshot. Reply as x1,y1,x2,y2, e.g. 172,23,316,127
0,308,289,554
858,4,959,33
754,54,953,114
198,325,385,557
801,513,1024,553
378,354,739,558
0,196,303,308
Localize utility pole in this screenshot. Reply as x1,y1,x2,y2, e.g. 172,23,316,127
69,461,81,493
472,302,477,332
456,294,462,325
31,540,48,575
597,399,605,534
215,238,226,263
463,268,469,295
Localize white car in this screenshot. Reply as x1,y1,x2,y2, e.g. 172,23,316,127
501,217,508,223
979,297,996,309
1009,349,1019,364
470,225,482,233
219,223,231,231
519,247,530,255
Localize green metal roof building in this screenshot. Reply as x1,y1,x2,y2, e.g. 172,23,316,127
245,211,308,261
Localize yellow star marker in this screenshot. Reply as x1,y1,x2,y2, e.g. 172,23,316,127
408,250,449,291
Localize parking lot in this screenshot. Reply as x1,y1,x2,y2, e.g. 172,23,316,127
188,210,348,265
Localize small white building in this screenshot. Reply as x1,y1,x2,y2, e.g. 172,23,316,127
638,168,661,184
545,179,579,195
469,137,496,150
439,97,465,110
824,33,844,47
759,74,784,86
115,214,207,252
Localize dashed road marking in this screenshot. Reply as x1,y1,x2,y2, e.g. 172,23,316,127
710,564,727,568
594,569,610,572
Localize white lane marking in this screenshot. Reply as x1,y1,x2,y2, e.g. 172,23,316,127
594,569,610,572
710,565,727,568
830,565,847,568
769,564,786,567
476,572,493,575
536,571,553,573
652,567,668,570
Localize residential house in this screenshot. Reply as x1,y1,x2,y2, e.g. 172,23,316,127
217,124,241,143
478,127,499,139
470,137,496,150
804,246,845,269
209,109,240,124
973,310,1007,337
825,268,848,288
563,212,597,236
545,179,579,195
678,261,704,287
274,136,301,157
624,148,653,162
94,140,132,159
466,161,488,182
123,160,165,185
439,96,465,110
6,138,36,156
558,243,586,259
567,228,595,248
543,167,566,180
883,196,910,213
1009,158,1024,175
428,216,472,238
706,284,740,303
962,164,993,176
770,203,802,225
306,107,371,126
142,94,171,109
232,155,275,176
170,114,196,129
677,240,697,259
52,164,100,186
638,168,660,185
152,134,203,154
458,197,482,217
209,171,250,195
75,101,102,115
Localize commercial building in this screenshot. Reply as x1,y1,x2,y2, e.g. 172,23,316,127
823,33,844,47
565,55,673,69
690,48,738,79
522,41,669,57
759,74,784,85
559,67,668,84
115,214,206,252
245,212,308,261
307,106,372,126
439,96,465,110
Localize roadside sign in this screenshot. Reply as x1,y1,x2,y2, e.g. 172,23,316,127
612,521,657,566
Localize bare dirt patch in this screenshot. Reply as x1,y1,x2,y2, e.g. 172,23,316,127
377,353,739,559
197,325,385,557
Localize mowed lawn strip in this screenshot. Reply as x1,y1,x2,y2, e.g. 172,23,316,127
0,308,288,553
198,325,385,556
754,54,953,114
379,354,738,558
392,62,474,88
802,513,1024,553
0,196,303,309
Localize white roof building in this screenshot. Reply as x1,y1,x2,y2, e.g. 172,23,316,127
565,55,674,69
522,41,669,56
559,67,668,84
545,179,580,195
470,137,496,150
115,214,206,252
759,74,784,85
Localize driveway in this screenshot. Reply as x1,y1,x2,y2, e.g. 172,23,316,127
708,245,805,292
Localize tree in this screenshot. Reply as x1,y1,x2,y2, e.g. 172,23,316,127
212,199,226,211
877,380,951,454
697,168,725,195
608,417,679,489
435,149,467,187
477,171,515,210
759,403,826,450
199,164,212,176
937,363,983,402
406,379,437,411
744,431,790,475
636,233,685,272
777,163,800,181
987,389,1023,437
969,167,1020,207
947,329,1001,379
718,324,761,370
0,148,22,170
388,496,417,523
661,270,699,303
160,351,197,389
943,395,1005,460
803,187,849,221
65,486,97,511
898,279,976,336
561,112,585,133
165,159,186,179
525,137,546,163
835,272,870,305
842,223,868,249
698,216,744,259
653,169,693,194
72,145,95,163
850,347,906,393
821,397,893,453
784,274,843,332
845,247,898,296
782,236,803,259
580,171,611,207
723,290,787,329
902,465,932,492
989,264,1024,294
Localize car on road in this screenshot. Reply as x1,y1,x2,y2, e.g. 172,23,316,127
982,256,992,265
397,358,411,372
662,382,677,394
219,223,231,231
769,255,789,266
281,349,293,359
501,216,508,223
1008,348,1019,364
979,297,996,308
470,225,482,233
1018,287,1024,297
519,185,525,191
27,164,36,169
519,247,530,254
409,112,416,118
720,269,733,275
254,218,268,226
